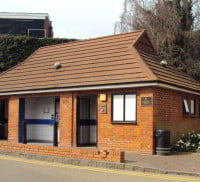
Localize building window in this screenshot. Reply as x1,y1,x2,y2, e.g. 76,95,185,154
183,99,189,114
190,99,196,115
112,93,136,123
183,98,198,117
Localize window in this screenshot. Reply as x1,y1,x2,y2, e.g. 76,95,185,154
183,99,189,114
190,99,196,115
183,98,198,117
112,93,136,123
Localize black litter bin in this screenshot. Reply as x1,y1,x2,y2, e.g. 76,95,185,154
155,130,171,155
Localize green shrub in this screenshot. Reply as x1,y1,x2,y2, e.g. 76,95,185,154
173,131,200,152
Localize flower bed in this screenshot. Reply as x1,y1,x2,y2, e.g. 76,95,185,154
173,131,200,152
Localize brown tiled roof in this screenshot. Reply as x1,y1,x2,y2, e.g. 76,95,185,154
0,30,199,94
138,50,200,92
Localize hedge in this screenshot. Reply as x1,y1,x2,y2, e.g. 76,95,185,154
0,35,77,72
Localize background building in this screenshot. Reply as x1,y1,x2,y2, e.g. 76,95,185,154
0,12,53,38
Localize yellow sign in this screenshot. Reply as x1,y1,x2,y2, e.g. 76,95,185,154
100,94,107,101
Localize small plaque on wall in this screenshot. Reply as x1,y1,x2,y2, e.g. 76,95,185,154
100,104,107,114
141,97,152,106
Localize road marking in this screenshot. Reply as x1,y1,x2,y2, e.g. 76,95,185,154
0,155,199,182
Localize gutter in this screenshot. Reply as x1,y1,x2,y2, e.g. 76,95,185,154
0,82,199,96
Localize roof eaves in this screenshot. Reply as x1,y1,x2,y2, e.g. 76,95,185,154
0,81,199,96
157,81,200,96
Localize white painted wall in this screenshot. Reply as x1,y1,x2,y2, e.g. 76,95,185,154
25,97,55,120
27,124,53,141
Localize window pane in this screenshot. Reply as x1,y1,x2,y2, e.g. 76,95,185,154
125,94,136,121
191,99,195,114
183,99,189,113
113,95,124,121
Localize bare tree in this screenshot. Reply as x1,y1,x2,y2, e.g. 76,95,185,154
115,0,198,46
115,0,200,80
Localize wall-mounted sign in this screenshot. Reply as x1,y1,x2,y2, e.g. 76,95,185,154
100,94,107,101
100,104,107,114
141,97,152,106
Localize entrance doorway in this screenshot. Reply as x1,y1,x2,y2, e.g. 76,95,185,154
19,96,60,145
77,95,97,147
0,99,8,140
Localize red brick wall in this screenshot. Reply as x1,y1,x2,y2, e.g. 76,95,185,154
59,93,73,147
2,86,199,157
44,17,53,38
8,96,19,143
97,88,154,153
0,142,124,162
1,88,156,154
153,87,200,144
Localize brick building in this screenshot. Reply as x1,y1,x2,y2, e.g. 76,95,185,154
0,30,199,162
0,12,53,38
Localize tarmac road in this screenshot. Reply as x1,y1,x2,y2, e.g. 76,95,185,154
0,155,199,182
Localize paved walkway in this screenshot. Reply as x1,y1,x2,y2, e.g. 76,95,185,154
125,152,200,176
0,150,200,177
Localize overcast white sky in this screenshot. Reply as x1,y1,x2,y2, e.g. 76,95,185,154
0,0,125,39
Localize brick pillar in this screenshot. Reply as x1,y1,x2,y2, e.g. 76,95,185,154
8,96,19,143
59,93,73,147
138,89,154,153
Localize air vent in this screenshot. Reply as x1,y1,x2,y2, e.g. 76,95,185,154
54,62,62,69
160,60,167,67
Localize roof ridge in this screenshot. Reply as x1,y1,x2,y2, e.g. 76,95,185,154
132,29,146,46
39,30,145,50
131,47,158,81
129,31,159,81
